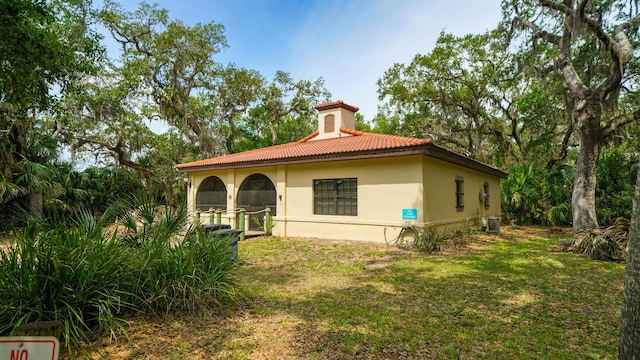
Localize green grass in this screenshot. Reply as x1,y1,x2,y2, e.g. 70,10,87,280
233,229,624,359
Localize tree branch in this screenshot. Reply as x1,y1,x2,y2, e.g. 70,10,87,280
602,108,640,139
513,16,562,45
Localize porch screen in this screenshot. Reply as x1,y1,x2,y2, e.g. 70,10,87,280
313,178,357,216
196,176,227,211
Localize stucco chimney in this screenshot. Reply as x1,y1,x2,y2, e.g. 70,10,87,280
311,100,359,141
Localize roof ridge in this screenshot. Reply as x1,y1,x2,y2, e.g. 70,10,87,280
339,127,432,145
298,130,319,143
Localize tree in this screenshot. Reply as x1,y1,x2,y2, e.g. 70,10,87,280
205,65,264,155
619,156,640,358
376,30,573,168
377,31,504,161
58,66,196,206
99,0,231,158
251,71,330,146
504,0,640,231
0,0,101,215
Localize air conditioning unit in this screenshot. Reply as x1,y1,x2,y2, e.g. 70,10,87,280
483,217,500,233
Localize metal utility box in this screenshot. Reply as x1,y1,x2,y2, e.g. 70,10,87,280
485,217,500,233
201,223,232,232
206,228,241,260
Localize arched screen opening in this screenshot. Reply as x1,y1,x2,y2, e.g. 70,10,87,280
196,176,227,211
237,174,277,230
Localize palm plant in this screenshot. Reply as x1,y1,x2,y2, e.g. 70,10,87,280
0,200,240,357
0,210,137,356
501,162,574,226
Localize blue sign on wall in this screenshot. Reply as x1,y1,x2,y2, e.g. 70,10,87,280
402,208,418,220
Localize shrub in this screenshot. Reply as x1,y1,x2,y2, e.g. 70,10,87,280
0,212,136,356
134,226,239,314
0,204,239,356
414,225,443,254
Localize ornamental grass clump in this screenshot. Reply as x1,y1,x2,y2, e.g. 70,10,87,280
0,203,240,357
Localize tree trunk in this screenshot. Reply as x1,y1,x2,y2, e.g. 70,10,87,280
29,191,43,215
269,117,278,146
618,158,640,359
572,107,601,232
161,179,176,207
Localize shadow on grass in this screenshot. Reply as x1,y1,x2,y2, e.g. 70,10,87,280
240,236,623,359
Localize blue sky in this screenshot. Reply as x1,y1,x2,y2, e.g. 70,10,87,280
106,0,503,121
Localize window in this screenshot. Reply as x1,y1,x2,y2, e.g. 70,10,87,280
313,178,357,216
483,182,490,209
455,176,464,210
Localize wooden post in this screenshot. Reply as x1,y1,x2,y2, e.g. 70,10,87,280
209,208,215,224
195,209,201,224
216,210,222,224
265,208,272,236
238,208,246,241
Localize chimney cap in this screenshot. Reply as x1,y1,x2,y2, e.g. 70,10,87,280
314,100,359,113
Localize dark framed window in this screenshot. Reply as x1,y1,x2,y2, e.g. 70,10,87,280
483,182,490,209
455,176,464,210
313,178,357,216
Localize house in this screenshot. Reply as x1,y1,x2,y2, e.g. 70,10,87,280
176,100,508,242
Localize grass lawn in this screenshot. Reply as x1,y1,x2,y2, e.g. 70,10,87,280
81,226,624,359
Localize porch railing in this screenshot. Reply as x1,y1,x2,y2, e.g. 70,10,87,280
192,207,273,239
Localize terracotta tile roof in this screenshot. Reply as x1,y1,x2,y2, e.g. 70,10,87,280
314,100,360,113
177,127,430,169
177,127,508,178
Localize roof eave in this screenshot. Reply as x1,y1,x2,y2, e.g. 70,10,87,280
423,145,509,178
178,144,509,178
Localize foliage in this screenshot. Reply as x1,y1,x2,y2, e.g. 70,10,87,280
501,163,573,226
244,71,330,148
376,31,507,162
375,30,573,168
502,149,637,227
0,212,137,356
596,148,638,226
413,224,443,254
0,204,239,356
0,0,102,214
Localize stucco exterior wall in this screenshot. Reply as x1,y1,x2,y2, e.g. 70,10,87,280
185,154,503,243
422,157,502,231
282,155,423,242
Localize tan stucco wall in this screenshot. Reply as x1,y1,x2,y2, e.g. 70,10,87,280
422,157,502,233
282,156,423,242
312,107,356,141
185,154,503,243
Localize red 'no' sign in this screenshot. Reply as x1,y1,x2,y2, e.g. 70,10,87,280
1,337,59,360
